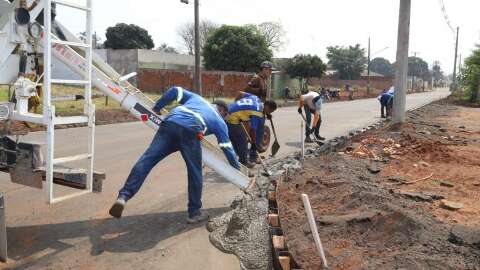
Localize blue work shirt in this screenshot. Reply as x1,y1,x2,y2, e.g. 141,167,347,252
152,86,240,170
226,93,264,132
380,92,394,106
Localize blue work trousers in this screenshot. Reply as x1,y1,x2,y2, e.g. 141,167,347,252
118,121,203,217
304,105,321,136
249,117,265,161
227,123,249,164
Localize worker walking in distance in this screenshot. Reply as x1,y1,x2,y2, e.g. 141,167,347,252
243,61,275,163
109,86,240,224
298,89,325,143
226,92,277,168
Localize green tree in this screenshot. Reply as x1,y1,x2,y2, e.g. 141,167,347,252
431,61,445,87
408,56,430,81
104,23,154,50
326,44,367,80
157,43,179,54
460,45,480,102
285,54,326,90
203,25,272,72
370,57,395,77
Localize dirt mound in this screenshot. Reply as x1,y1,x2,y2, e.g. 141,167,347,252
277,99,480,269
278,154,480,270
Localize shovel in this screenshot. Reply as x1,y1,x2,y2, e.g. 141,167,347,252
240,123,273,177
269,118,281,157
299,113,324,146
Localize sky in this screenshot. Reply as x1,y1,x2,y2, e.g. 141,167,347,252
57,0,480,74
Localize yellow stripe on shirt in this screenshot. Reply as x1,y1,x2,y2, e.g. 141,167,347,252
226,110,264,124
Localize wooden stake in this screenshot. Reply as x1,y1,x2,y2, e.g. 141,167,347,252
301,117,305,160
302,193,328,268
272,235,285,250
268,191,277,201
268,214,279,227
402,172,434,185
279,256,291,270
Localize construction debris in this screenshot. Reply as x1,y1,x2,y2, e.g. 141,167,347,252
272,100,480,269
449,225,480,249
367,162,381,174
441,200,464,211
316,211,382,225
440,180,455,188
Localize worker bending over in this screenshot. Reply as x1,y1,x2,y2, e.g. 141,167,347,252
226,92,277,168
109,86,240,224
379,90,394,118
298,90,325,143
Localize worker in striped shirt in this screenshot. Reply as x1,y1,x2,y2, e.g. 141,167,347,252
225,92,277,168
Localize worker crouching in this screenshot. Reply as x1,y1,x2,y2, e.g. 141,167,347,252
225,92,277,168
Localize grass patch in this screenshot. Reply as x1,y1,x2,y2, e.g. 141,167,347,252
0,85,290,117
0,85,163,115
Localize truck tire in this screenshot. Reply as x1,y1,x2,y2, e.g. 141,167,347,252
257,126,271,153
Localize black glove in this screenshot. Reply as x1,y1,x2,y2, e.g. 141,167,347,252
266,114,272,120
297,107,302,114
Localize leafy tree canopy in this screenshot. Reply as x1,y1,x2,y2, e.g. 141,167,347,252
104,23,154,50
203,25,272,72
370,57,395,77
285,54,326,90
285,54,326,79
461,45,480,102
327,44,367,80
408,56,430,80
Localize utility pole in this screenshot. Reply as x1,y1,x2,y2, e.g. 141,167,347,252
452,26,459,92
431,62,435,89
411,52,418,92
367,37,371,95
393,0,411,124
194,0,202,95
458,53,462,77
182,0,202,94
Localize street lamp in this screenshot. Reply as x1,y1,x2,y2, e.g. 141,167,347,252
372,47,389,56
181,0,201,95
367,36,389,94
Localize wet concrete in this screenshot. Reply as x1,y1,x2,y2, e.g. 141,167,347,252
207,193,271,270
205,143,335,269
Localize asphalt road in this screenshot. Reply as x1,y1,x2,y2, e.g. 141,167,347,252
0,89,449,270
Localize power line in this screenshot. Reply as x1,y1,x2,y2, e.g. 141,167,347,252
438,0,456,37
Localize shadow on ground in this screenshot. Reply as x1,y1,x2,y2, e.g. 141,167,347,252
204,171,229,184
6,207,229,269
285,141,302,149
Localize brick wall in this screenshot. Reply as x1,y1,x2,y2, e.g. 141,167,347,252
311,77,394,91
137,69,254,97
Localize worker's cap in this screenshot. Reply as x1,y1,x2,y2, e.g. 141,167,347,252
260,61,276,71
